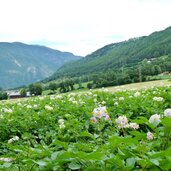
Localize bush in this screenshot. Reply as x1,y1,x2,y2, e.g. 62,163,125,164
0,92,8,100
87,82,94,89
29,84,43,96
20,88,27,97
49,82,57,91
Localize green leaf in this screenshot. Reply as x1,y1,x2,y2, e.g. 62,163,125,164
68,161,81,170
50,140,68,149
161,117,171,128
22,132,31,140
133,116,148,124
51,152,60,160
118,147,125,156
126,157,136,170
57,151,74,162
3,162,12,168
164,146,171,157
86,152,105,161
35,160,47,166
80,131,96,141
150,159,160,166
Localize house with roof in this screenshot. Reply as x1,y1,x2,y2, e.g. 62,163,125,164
8,90,31,99
8,91,21,99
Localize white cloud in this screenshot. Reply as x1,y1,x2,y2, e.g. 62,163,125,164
0,0,170,56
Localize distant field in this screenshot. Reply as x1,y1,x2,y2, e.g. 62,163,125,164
43,80,171,96
68,79,171,95
98,79,171,92
147,74,171,80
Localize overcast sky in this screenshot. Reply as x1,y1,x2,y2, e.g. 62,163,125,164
0,0,170,56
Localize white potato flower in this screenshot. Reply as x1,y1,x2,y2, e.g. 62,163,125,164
101,101,106,105
26,105,32,109
114,102,118,106
45,105,53,111
58,119,65,128
147,132,154,140
153,97,164,102
115,116,128,128
164,109,171,117
134,91,141,97
149,114,161,125
119,97,124,101
93,106,108,118
129,122,139,129
0,157,14,162
58,119,65,125
59,124,65,129
8,136,19,143
3,108,13,113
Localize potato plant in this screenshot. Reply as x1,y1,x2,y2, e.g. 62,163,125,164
1,86,171,170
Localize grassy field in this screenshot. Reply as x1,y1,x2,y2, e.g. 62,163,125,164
5,79,171,103
71,79,171,94
104,79,171,92
147,74,171,81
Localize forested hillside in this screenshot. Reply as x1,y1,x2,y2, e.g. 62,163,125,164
49,26,171,83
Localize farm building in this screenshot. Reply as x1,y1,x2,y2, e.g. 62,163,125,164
8,91,21,99
8,91,31,99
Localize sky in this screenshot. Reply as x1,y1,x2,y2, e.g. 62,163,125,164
0,0,170,56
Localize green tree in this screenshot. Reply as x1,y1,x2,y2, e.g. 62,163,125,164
0,92,8,100
20,88,26,97
49,82,57,91
34,84,43,96
87,82,93,89
59,81,67,93
29,84,43,96
78,82,83,89
29,84,35,95
154,65,162,75
68,79,74,90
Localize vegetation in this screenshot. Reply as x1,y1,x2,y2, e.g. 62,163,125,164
46,26,171,89
20,88,27,97
0,92,8,100
0,42,81,89
84,55,171,88
49,82,58,91
1,24,171,171
29,84,43,96
1,86,171,170
43,55,171,92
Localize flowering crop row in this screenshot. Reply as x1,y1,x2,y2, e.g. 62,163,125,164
0,86,171,170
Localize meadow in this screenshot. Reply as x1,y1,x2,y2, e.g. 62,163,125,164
1,83,171,170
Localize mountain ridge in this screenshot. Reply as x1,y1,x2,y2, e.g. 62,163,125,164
0,42,81,89
49,26,171,80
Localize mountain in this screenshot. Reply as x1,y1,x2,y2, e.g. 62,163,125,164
0,42,81,89
50,26,171,80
